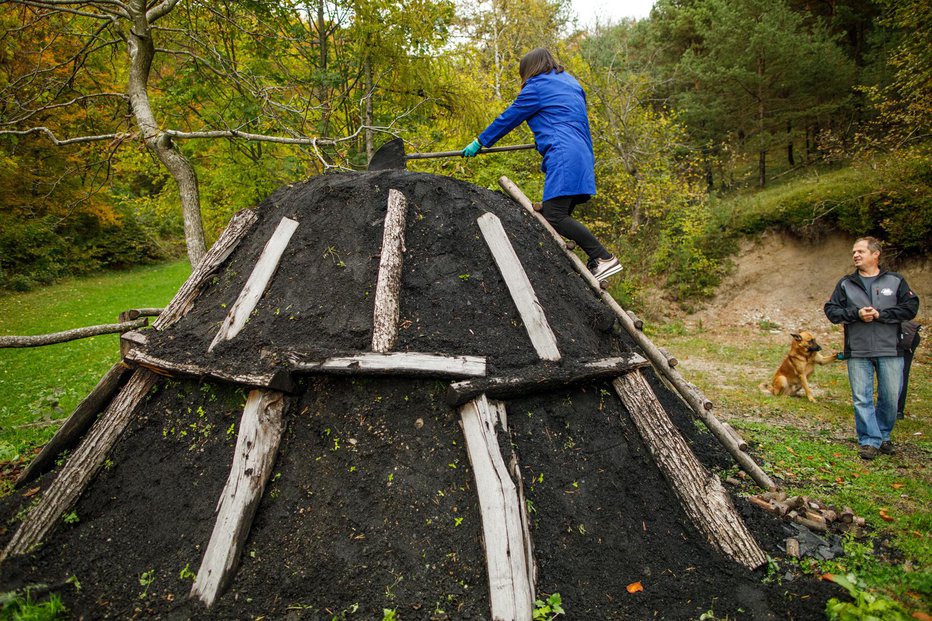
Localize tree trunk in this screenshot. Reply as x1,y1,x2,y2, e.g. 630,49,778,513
126,2,206,266
364,56,374,161
757,52,766,189
787,120,794,166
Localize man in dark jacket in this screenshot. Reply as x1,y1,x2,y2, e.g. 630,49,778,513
824,236,920,460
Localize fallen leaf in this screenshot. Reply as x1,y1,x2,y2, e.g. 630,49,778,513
878,509,894,522
835,477,844,484
821,573,835,582
626,582,643,594
23,487,40,498
912,612,932,621
892,483,905,489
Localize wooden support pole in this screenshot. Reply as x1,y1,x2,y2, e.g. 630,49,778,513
1,369,159,562
372,189,408,352
498,177,776,491
285,351,486,379
209,217,299,352
612,373,767,570
722,422,749,452
626,312,644,331
15,362,133,488
446,354,648,407
124,349,295,393
0,318,147,349
120,308,163,320
191,389,286,607
154,209,258,331
460,396,534,621
477,212,561,362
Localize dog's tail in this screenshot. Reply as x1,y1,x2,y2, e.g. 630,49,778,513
758,381,773,396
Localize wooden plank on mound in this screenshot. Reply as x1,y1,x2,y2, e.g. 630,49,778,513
124,349,295,392
612,373,767,570
285,351,487,379
498,177,777,491
476,212,560,362
372,189,408,352
208,216,299,352
154,209,258,331
460,395,534,621
15,361,133,487
1,369,159,562
191,389,286,607
446,354,648,406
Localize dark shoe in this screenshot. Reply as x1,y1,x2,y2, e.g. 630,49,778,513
590,255,623,281
880,441,895,455
858,445,879,460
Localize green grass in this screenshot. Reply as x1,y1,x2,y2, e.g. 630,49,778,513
0,260,190,465
652,323,931,614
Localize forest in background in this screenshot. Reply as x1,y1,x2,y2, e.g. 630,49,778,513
1,0,929,301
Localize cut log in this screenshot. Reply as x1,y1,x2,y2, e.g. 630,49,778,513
154,209,258,331
209,217,299,352
124,349,295,393
446,354,648,407
477,212,560,362
499,176,777,492
626,312,644,331
459,395,534,621
15,362,133,488
658,347,678,368
1,369,159,562
722,422,749,452
0,318,147,349
612,373,767,569
191,389,286,607
371,189,408,352
285,351,486,379
120,308,163,320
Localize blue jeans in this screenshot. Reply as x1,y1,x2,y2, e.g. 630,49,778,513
847,357,904,448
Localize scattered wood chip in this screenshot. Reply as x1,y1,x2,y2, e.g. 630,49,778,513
626,582,643,594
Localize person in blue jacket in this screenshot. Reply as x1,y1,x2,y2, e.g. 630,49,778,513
462,48,622,281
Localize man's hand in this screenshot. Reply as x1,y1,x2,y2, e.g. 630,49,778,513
858,306,879,322
462,139,482,157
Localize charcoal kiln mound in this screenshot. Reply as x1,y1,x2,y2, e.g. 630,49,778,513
0,171,843,619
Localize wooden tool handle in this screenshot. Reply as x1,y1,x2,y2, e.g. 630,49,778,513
406,143,536,160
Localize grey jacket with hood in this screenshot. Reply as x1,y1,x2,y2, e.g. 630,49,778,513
824,268,919,358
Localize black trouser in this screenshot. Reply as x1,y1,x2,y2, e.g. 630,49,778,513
898,332,920,416
541,195,611,261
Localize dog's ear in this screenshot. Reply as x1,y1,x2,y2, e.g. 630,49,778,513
791,333,802,341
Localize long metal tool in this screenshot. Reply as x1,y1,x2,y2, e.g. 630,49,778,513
368,137,535,171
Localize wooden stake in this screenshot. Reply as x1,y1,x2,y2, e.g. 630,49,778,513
460,395,534,620
124,349,295,393
612,373,767,569
477,212,560,362
1,369,159,562
191,389,286,607
499,177,776,491
372,189,408,352
208,216,299,352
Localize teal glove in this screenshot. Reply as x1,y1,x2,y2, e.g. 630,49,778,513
462,139,482,157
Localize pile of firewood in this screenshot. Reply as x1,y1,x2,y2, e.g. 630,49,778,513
747,491,865,542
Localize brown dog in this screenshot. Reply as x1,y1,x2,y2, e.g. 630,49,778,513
760,331,835,402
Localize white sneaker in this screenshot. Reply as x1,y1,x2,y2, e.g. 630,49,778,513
590,256,622,281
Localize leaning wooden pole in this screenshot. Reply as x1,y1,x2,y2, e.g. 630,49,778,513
371,188,408,352
497,177,776,492
0,319,148,348
1,369,159,562
613,374,767,569
191,389,286,607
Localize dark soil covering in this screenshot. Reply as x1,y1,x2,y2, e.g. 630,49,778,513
0,171,846,619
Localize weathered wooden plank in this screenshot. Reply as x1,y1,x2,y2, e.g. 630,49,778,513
460,395,534,621
191,389,286,607
446,354,648,407
154,209,258,331
15,362,133,488
476,212,560,362
612,373,767,569
208,216,299,352
372,189,408,352
1,369,159,562
499,177,776,491
285,351,487,379
124,349,295,392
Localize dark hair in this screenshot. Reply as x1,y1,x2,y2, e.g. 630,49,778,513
519,48,563,86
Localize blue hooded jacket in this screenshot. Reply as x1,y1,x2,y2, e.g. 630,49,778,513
478,70,596,202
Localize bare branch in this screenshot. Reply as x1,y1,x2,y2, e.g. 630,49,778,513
2,93,128,126
0,318,147,348
146,0,180,23
161,126,386,146
8,1,125,20
0,127,131,145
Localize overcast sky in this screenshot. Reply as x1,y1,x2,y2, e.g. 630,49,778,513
569,0,655,27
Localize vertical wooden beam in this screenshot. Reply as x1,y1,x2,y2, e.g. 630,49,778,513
476,212,560,362
209,217,299,352
191,389,286,606
460,395,534,621
612,373,767,569
371,189,408,352
1,369,159,562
